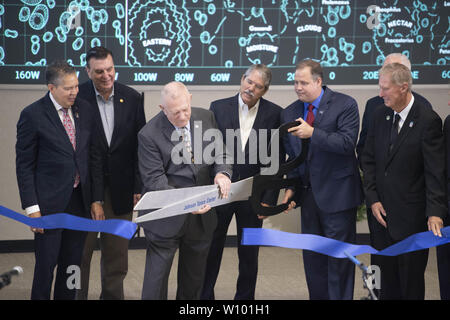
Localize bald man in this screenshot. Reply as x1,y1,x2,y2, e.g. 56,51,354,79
137,82,232,300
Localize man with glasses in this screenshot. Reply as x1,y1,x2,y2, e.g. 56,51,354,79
16,60,94,299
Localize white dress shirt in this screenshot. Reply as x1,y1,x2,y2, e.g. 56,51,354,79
238,94,259,152
394,94,414,132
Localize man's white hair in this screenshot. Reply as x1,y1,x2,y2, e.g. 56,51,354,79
383,53,412,71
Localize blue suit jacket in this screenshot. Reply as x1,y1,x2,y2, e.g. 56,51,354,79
16,93,94,215
210,94,282,205
281,86,363,213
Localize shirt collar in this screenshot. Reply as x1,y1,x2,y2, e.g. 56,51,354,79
395,94,415,121
304,88,324,109
49,92,66,112
93,82,114,101
174,121,191,132
238,93,260,110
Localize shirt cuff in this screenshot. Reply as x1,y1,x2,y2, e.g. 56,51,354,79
219,171,232,180
25,205,40,216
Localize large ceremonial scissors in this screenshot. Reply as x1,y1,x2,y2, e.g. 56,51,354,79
135,121,308,223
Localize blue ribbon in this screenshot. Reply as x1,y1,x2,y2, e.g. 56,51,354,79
242,227,450,258
0,205,137,240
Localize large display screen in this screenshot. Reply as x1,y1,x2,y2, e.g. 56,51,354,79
0,0,448,85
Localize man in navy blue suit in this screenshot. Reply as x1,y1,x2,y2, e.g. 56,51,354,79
16,60,94,299
281,59,363,300
201,64,282,300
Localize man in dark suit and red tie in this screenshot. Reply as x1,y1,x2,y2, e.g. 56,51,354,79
76,46,146,300
281,59,363,300
201,64,282,300
15,60,94,300
361,63,447,299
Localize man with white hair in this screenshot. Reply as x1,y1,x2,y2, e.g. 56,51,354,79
357,53,432,159
361,63,446,299
137,81,232,300
356,53,433,299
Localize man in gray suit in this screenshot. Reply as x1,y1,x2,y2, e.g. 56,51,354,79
138,82,232,300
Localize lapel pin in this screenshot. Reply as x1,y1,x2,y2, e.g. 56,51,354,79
409,121,414,128
75,112,79,118
386,115,391,121
195,124,199,129
120,98,124,103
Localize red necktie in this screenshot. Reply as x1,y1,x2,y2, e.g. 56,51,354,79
306,104,315,126
62,108,80,187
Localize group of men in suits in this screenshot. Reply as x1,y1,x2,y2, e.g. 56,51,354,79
16,47,145,300
15,49,449,300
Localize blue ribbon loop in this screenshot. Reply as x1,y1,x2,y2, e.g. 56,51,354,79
242,227,450,258
0,205,137,240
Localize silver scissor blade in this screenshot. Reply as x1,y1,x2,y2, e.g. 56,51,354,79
135,177,254,223
135,188,220,223
134,184,218,210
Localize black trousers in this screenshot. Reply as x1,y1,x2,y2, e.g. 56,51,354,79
366,207,386,299
31,187,87,300
373,223,429,300
201,200,263,300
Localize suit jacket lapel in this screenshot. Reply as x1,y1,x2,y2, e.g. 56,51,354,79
230,94,240,131
381,108,394,167
43,93,74,152
161,114,179,147
85,81,109,148
111,86,124,149
314,86,331,127
385,102,419,167
72,103,81,151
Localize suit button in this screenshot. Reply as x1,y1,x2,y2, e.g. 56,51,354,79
384,172,387,177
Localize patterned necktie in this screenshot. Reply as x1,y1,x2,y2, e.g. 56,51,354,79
62,108,80,187
181,127,194,163
306,104,315,126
